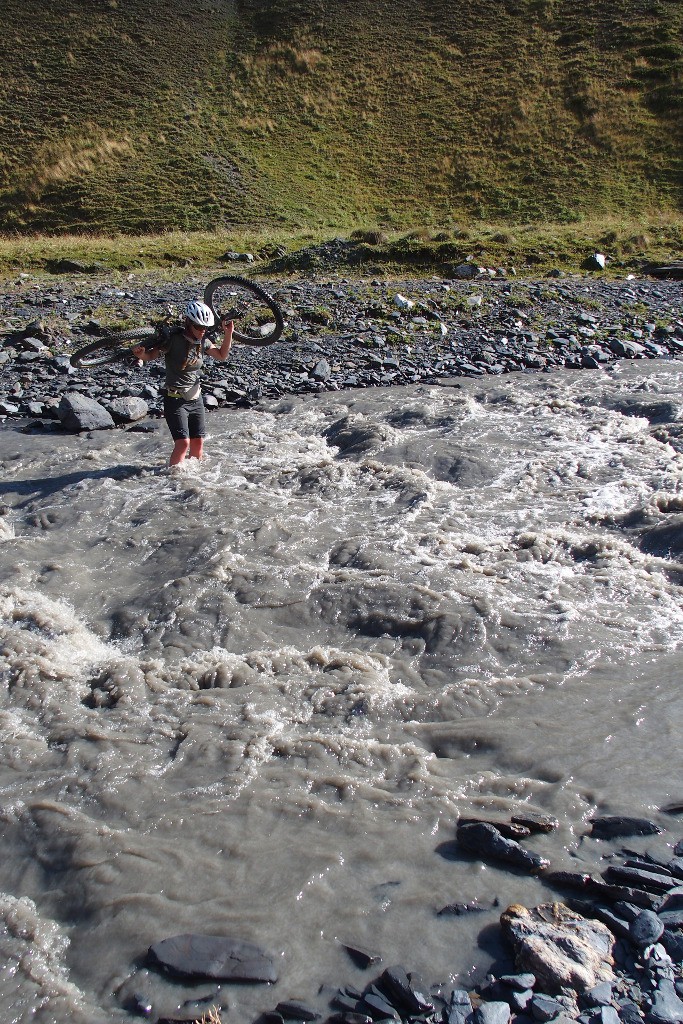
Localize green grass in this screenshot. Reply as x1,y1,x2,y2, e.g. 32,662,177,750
0,0,681,235
0,216,680,277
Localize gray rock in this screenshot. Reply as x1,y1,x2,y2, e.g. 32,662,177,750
457,822,549,872
603,867,673,895
147,934,277,982
630,911,664,948
661,929,683,962
104,397,149,423
609,339,646,358
589,816,662,840
597,1009,621,1024
499,974,537,992
511,813,559,834
359,986,400,1021
618,1001,643,1024
311,358,332,381
454,263,478,279
511,989,534,1012
337,940,381,970
658,890,683,928
531,994,566,1021
500,902,615,994
474,1002,511,1024
57,392,115,432
379,965,433,1015
585,982,614,1007
274,1001,321,1021
445,990,474,1024
648,981,683,1024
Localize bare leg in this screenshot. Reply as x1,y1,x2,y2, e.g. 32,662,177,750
189,437,204,460
170,439,190,465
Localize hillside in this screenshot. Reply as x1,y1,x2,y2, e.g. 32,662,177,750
0,0,681,234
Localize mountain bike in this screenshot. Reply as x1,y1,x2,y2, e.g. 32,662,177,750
70,275,285,368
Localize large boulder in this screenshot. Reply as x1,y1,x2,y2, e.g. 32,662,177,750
58,392,115,432
104,397,149,423
500,903,615,994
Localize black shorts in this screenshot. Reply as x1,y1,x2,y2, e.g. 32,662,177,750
163,394,206,440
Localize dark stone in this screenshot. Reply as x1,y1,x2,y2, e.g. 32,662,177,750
510,990,534,1012
629,911,665,948
437,901,486,916
457,822,549,873
591,907,632,942
338,941,382,970
46,258,105,273
597,1009,621,1024
359,987,400,1020
147,934,278,982
657,889,683,928
473,1001,511,1024
640,518,683,560
458,818,532,840
127,422,159,433
588,817,662,840
311,358,332,381
606,399,679,425
584,982,613,1007
274,1001,321,1021
618,1001,643,1024
589,880,662,911
531,995,565,1022
647,981,683,1024
445,990,474,1024
379,966,433,1015
499,975,536,992
511,813,559,834
661,929,683,962
602,867,673,895
544,871,594,890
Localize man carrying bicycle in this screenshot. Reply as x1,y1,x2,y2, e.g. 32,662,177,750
133,300,233,466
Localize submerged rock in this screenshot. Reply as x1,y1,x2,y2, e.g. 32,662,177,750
148,934,278,983
588,816,662,840
457,821,549,873
500,902,615,994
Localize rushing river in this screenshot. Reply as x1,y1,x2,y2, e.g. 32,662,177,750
1,361,683,1023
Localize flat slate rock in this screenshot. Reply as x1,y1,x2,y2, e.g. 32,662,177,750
148,934,277,983
588,817,662,840
457,822,549,873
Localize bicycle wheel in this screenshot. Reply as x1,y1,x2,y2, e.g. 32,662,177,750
203,276,284,346
70,327,157,368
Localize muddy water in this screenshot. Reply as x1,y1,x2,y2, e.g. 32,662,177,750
1,362,683,1023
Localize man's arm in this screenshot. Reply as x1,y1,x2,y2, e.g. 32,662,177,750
206,320,233,361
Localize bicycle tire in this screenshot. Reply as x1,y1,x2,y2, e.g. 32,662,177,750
203,275,285,347
70,327,158,368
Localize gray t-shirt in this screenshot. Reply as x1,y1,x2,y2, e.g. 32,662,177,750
158,327,207,397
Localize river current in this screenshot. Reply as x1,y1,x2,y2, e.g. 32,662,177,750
1,361,683,1023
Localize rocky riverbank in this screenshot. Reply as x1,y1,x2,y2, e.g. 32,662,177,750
0,271,682,431
121,812,683,1024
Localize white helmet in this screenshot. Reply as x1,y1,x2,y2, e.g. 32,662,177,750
185,300,215,327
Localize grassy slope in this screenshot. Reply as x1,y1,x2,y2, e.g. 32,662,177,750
0,0,681,234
